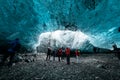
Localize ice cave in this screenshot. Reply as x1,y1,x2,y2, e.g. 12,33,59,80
0,0,120,52
0,0,120,80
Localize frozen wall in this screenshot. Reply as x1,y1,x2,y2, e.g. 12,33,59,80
0,0,120,49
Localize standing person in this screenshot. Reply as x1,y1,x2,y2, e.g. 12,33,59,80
1,38,21,66
112,43,120,59
93,47,97,53
61,47,65,60
53,49,56,61
14,38,21,53
65,47,70,65
112,43,118,56
75,49,80,63
46,47,51,61
57,48,62,62
36,46,39,54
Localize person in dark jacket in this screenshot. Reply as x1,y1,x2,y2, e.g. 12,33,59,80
46,47,51,61
93,47,97,53
53,49,57,61
112,44,120,59
65,47,70,65
1,38,21,66
61,47,65,60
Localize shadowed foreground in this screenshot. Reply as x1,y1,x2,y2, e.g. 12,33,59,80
0,54,120,80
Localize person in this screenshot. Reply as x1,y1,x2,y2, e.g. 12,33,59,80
75,49,80,63
14,38,21,53
65,47,70,65
1,38,21,66
97,48,100,53
53,49,56,61
112,44,120,59
112,44,118,56
112,44,117,50
36,46,39,54
46,47,51,61
61,47,65,60
93,47,97,53
57,48,62,62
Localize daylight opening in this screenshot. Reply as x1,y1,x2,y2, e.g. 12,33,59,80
34,30,90,52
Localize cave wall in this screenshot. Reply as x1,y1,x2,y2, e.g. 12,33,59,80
0,0,120,49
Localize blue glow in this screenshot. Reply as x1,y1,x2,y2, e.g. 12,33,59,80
0,0,120,49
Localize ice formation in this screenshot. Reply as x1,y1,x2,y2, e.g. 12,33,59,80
0,0,120,50
35,30,89,49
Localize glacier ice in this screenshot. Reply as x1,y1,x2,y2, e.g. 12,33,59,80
35,30,89,49
0,0,120,50
35,29,120,51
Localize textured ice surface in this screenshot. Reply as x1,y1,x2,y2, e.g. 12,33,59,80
34,30,89,49
0,0,120,49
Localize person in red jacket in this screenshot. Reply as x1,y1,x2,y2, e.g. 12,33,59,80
65,47,70,65
58,48,62,62
75,49,80,63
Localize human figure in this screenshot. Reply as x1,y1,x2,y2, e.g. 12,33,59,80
113,43,117,56
14,38,21,53
53,49,56,61
93,47,97,53
65,47,70,65
112,44,120,59
61,47,65,60
46,47,51,61
1,38,21,66
97,48,100,53
112,44,117,50
36,46,39,54
57,48,62,62
112,44,119,53
75,49,80,63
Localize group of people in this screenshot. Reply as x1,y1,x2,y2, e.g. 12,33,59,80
0,38,21,66
46,47,80,64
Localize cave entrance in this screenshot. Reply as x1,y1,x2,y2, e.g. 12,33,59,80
35,30,89,53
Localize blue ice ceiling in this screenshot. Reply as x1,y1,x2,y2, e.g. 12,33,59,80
0,0,120,49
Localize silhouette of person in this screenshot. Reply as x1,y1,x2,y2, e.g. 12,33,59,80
61,47,65,60
97,48,100,53
53,49,56,61
112,44,117,50
65,47,70,65
112,43,120,59
46,47,51,61
1,38,21,66
93,47,97,53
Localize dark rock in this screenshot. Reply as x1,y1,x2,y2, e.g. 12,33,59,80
25,59,30,63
